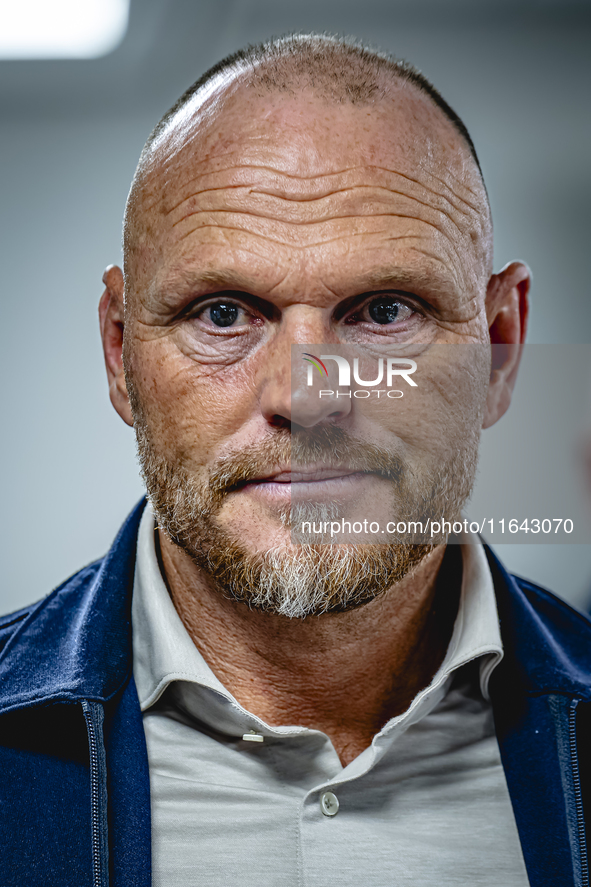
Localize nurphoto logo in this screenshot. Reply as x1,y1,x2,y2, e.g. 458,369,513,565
303,353,418,399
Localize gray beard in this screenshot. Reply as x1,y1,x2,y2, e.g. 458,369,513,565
130,406,479,619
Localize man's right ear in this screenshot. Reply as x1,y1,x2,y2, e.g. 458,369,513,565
99,265,134,427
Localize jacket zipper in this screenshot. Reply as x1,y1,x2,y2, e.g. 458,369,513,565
569,699,589,887
82,700,109,887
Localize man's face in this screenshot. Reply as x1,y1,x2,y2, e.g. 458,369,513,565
121,79,494,616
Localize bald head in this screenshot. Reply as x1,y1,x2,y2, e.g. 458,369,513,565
123,34,491,291
144,34,482,166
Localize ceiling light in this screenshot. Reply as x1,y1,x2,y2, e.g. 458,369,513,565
0,0,130,59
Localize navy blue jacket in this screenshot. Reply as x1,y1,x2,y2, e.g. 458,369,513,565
1,499,591,886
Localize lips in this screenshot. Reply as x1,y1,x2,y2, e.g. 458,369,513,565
247,467,364,484
238,468,373,507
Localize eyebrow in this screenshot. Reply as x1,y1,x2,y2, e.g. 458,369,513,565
149,266,263,312
352,267,457,302
332,268,462,321
152,261,458,314
196,269,258,290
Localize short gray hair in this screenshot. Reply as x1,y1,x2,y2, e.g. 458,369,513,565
144,32,482,173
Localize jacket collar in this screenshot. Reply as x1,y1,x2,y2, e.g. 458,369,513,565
0,500,146,714
485,546,591,701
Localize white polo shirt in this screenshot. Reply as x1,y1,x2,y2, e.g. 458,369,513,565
132,503,530,886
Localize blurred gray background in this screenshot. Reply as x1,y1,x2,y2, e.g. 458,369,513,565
1,0,590,613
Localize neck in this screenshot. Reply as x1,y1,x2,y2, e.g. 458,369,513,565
158,535,460,766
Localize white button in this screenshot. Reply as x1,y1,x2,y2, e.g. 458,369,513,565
320,791,339,816
242,730,264,742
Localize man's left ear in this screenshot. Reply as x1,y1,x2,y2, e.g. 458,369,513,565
482,261,531,429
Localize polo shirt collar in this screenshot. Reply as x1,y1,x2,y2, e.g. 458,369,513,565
132,502,504,718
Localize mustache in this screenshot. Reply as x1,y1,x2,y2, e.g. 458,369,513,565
207,426,404,501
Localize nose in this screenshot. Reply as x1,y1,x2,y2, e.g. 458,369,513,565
259,313,351,429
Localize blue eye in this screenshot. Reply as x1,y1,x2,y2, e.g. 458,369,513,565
209,303,240,327
368,298,401,324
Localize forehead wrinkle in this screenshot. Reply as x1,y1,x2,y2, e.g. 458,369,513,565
159,158,478,201
162,179,487,265
428,166,480,204
160,162,484,221
398,247,472,296
168,181,479,224
169,193,479,247
165,184,365,226
162,160,369,205
172,218,473,258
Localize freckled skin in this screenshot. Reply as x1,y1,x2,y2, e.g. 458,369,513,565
100,76,530,764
